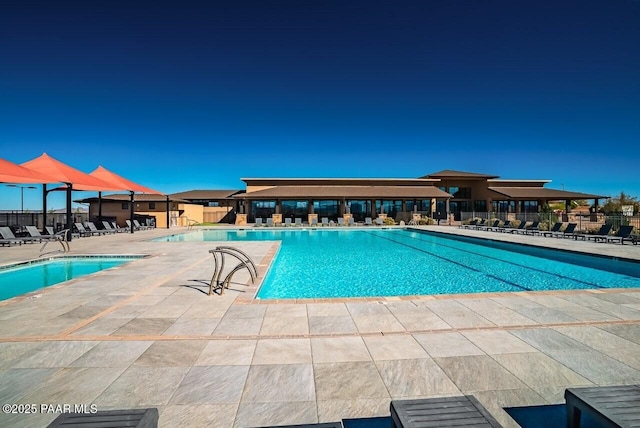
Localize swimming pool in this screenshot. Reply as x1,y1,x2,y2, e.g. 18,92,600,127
158,229,640,299
0,256,143,301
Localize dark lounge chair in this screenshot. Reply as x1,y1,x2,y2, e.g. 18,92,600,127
541,222,564,237
473,219,487,229
48,408,159,427
391,396,502,428
521,221,540,235
480,219,501,231
565,385,640,428
495,220,512,232
605,225,635,244
554,222,577,238
0,226,28,244
507,220,528,233
460,219,478,229
572,224,612,241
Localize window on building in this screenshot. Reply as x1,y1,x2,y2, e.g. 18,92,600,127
474,200,487,212
449,187,471,199
207,201,220,207
313,200,339,220
121,202,129,210
492,200,515,213
281,200,308,218
149,203,156,209
522,200,539,213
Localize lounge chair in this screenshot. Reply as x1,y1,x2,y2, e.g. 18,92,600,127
133,219,151,230
480,219,501,231
460,219,478,229
75,223,98,237
495,220,512,232
364,217,373,226
541,222,563,237
565,385,640,428
337,218,345,226
86,222,114,235
572,224,612,241
506,220,528,233
375,217,384,226
521,221,540,235
310,217,318,227
112,222,129,232
606,225,635,244
284,218,292,227
48,408,159,428
348,217,355,226
26,225,63,243
321,217,329,227
266,218,274,227
473,219,487,229
294,218,302,227
546,222,577,238
254,218,263,227
0,226,27,244
102,221,120,233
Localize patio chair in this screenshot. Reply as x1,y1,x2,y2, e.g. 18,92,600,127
284,218,292,227
606,225,635,244
337,218,345,226
375,217,384,226
321,217,329,227
473,219,487,229
47,408,159,428
133,219,151,230
310,217,318,227
75,223,98,237
479,219,500,231
460,219,478,229
572,224,612,241
495,220,512,232
541,222,563,237
507,220,528,233
294,218,302,227
102,221,120,233
254,218,263,227
348,217,355,226
547,222,577,238
521,221,540,235
266,218,274,227
126,219,137,231
364,217,373,226
0,226,28,244
113,222,129,232
85,221,114,235
26,225,62,242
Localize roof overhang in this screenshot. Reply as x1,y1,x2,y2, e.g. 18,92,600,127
489,187,607,200
235,185,451,199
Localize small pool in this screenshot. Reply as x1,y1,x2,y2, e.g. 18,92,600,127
0,256,143,301
157,229,640,299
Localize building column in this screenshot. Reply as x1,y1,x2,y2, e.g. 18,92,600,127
565,199,572,213
275,200,281,214
308,200,314,214
372,199,377,217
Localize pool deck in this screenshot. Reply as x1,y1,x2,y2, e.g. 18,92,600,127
0,225,639,427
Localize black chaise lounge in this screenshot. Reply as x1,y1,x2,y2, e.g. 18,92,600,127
572,224,612,241
605,225,635,244
480,220,501,231
565,385,640,428
507,220,528,233
546,222,577,238
391,396,502,427
541,222,563,237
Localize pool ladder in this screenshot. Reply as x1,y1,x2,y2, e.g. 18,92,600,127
208,246,258,295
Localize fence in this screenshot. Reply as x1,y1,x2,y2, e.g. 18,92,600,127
0,212,90,233
459,211,640,233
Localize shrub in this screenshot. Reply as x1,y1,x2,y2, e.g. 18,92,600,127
383,217,396,225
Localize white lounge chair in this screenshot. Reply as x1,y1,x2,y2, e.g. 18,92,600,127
284,218,292,227
254,218,263,227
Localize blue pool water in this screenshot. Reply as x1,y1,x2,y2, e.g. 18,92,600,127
158,229,640,299
0,256,141,301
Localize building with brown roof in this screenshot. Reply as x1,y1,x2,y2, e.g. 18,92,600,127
77,170,606,225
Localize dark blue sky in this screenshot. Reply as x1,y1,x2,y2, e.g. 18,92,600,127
1,0,639,209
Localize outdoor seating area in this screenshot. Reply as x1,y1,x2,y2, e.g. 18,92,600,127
252,215,395,227
460,218,639,245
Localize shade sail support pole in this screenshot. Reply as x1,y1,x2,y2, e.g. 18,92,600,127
65,183,73,242
130,191,135,234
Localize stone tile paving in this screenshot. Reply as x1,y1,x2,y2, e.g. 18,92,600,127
0,225,638,427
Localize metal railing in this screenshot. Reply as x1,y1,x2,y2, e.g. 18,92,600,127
208,246,258,295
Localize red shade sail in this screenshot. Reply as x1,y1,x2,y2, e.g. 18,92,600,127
87,166,162,195
0,157,59,184
21,153,127,191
